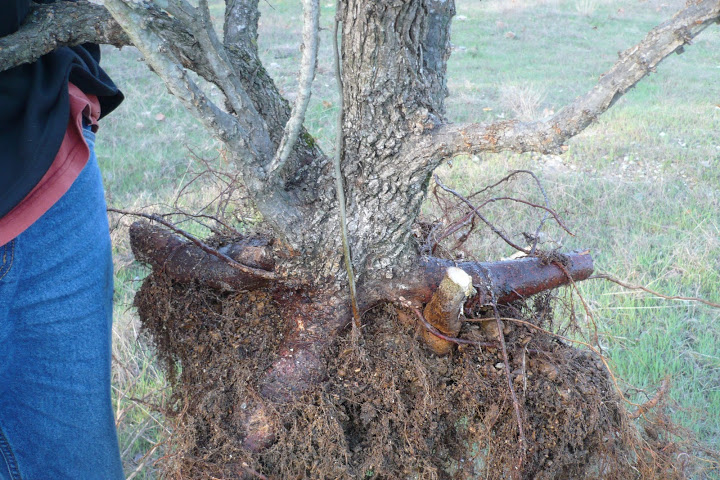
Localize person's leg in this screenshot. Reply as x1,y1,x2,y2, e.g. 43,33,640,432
0,128,124,479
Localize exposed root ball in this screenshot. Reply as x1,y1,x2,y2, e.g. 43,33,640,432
135,274,689,479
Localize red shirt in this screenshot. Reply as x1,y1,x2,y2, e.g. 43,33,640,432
0,83,100,246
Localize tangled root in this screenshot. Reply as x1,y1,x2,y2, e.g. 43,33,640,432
135,275,712,479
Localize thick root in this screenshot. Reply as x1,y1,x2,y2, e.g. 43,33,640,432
421,266,475,355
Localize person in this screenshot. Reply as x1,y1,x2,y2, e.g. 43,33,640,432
0,1,125,478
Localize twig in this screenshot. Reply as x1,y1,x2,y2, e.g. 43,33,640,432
477,196,571,235
108,208,277,280
435,175,530,254
479,267,527,467
432,196,566,254
165,210,243,237
465,169,557,254
553,261,601,352
332,2,361,331
591,273,720,309
467,170,543,201
267,0,320,174
629,377,670,420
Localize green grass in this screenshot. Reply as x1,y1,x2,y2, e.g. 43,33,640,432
100,0,720,476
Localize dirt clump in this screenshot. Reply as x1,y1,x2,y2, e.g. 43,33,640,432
135,274,703,479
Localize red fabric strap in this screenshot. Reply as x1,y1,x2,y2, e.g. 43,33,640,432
0,83,100,246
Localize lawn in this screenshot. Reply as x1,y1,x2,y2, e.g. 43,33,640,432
97,0,720,477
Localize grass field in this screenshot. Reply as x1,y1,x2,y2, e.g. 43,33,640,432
98,0,720,477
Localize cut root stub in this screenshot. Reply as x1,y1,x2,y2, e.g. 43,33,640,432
421,266,476,355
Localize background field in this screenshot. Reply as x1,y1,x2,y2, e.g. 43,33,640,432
98,0,720,477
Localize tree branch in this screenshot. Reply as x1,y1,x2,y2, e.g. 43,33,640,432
223,0,260,55
162,0,270,146
104,0,270,165
0,0,329,203
0,1,130,72
266,0,320,175
417,0,720,158
1,0,277,168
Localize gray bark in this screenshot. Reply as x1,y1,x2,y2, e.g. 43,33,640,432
332,0,456,283
2,0,718,300
0,1,129,72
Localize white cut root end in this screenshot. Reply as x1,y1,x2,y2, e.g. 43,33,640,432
421,267,476,355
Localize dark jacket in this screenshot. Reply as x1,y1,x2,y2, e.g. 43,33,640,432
0,0,123,218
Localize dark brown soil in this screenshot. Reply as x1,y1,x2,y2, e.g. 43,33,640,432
135,274,707,479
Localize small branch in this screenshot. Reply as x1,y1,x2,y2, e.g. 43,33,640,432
331,3,361,330
431,169,564,255
414,0,720,158
266,0,320,175
473,196,572,236
591,273,720,309
467,170,548,203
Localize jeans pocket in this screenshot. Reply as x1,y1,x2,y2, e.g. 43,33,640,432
0,424,21,480
0,241,15,283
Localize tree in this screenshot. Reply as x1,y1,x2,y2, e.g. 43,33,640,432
4,0,719,477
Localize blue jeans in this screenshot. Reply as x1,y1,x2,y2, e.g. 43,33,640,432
0,128,124,479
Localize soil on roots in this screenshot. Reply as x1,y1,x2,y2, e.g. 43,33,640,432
135,274,691,479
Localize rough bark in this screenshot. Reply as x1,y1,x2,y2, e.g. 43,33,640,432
337,0,456,283
0,1,129,72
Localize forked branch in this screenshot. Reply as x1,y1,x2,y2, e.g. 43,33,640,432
105,1,241,142
104,0,276,165
415,0,720,158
